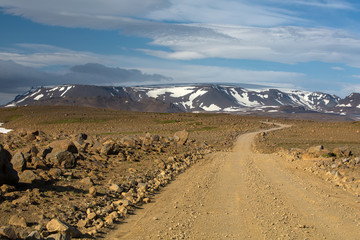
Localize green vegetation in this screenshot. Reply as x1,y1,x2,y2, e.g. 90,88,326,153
40,118,107,125
4,114,22,122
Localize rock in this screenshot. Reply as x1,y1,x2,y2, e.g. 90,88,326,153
48,168,62,179
121,137,137,148
11,152,26,172
76,219,89,228
75,133,87,145
104,211,119,225
0,144,19,185
87,212,97,220
19,170,42,184
49,140,78,154
47,219,68,233
30,145,39,157
32,157,48,170
46,219,81,238
0,226,17,239
308,145,324,153
89,186,97,197
109,183,123,193
46,232,71,240
9,214,27,227
26,231,41,240
51,151,76,169
80,177,94,187
174,130,189,145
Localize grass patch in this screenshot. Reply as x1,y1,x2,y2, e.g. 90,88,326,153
187,121,203,126
3,114,22,122
40,118,107,125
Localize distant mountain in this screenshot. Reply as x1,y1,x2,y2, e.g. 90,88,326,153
5,84,357,117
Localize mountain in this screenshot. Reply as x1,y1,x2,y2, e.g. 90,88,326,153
5,84,353,117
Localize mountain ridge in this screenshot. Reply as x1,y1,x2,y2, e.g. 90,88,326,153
4,84,360,117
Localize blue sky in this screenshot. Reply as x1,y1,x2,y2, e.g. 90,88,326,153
1,0,360,103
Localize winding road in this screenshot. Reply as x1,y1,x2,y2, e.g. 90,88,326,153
108,124,360,239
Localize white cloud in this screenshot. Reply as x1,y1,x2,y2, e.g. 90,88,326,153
147,0,301,26
332,66,345,70
352,75,360,79
291,0,354,10
141,24,360,68
138,65,304,89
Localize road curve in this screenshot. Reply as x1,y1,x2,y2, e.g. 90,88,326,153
108,124,360,240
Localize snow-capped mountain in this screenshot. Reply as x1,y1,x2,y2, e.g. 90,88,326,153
5,84,350,115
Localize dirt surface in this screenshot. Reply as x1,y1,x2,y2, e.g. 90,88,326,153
108,124,360,240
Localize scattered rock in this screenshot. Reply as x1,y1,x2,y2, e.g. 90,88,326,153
0,226,17,240
174,130,189,145
50,151,76,169
308,145,324,154
80,177,94,187
48,168,62,179
26,231,41,240
46,232,71,240
46,219,81,238
19,170,42,184
109,183,123,193
49,140,78,154
11,152,26,172
9,214,27,227
89,186,97,197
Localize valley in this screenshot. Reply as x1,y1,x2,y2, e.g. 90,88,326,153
0,106,359,239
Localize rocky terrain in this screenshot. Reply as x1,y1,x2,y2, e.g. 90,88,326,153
0,106,271,239
254,120,360,197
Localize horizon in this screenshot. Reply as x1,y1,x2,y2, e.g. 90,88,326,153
1,1,360,104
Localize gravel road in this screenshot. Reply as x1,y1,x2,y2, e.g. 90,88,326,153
108,125,360,239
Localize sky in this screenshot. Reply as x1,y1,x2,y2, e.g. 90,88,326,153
1,0,360,104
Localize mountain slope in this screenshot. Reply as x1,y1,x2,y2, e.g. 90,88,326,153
5,84,351,115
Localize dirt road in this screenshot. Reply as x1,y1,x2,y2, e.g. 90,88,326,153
108,125,360,239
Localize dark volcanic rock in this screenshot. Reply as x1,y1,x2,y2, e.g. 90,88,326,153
0,145,19,186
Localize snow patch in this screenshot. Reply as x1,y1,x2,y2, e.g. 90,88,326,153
146,87,195,98
337,103,352,107
0,123,12,134
5,103,16,108
229,88,261,107
202,104,222,111
34,94,44,101
60,86,74,97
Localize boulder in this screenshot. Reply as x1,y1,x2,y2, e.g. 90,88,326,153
0,145,19,185
0,226,17,239
51,151,76,169
121,137,137,148
48,168,62,179
19,170,42,184
109,183,123,193
11,152,26,172
46,232,71,240
26,230,41,240
308,145,324,153
29,145,39,157
9,214,27,227
75,133,87,145
46,219,81,238
49,140,78,154
80,177,94,188
174,130,189,145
